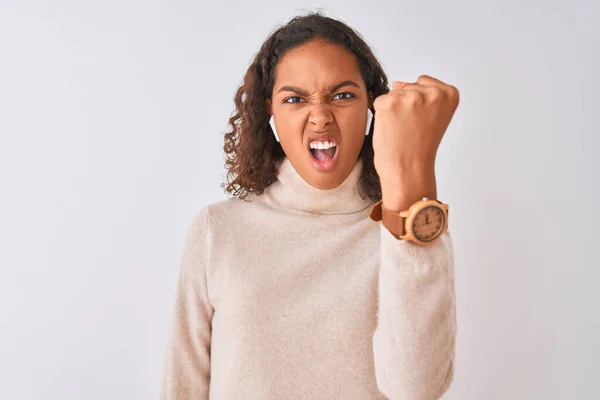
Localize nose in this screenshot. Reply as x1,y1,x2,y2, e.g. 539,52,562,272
308,103,333,128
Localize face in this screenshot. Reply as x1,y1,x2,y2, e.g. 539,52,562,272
266,39,373,190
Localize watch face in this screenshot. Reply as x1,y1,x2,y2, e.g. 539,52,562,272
412,205,446,242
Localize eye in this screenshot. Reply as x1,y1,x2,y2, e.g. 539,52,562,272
333,92,355,101
283,96,305,104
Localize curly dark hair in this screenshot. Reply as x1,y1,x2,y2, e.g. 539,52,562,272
221,11,390,203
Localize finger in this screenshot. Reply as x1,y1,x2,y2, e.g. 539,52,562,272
416,75,445,86
417,75,457,98
407,85,446,102
390,82,428,95
392,83,423,91
391,80,410,91
390,84,442,104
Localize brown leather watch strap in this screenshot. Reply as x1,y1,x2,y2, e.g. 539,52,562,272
369,200,406,240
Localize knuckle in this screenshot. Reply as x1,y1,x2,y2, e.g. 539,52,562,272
389,92,403,106
429,87,444,102
449,85,460,102
374,93,395,111
373,95,386,110
403,90,421,104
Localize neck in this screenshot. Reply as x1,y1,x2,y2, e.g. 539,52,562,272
265,156,374,215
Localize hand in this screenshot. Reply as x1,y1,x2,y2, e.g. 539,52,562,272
372,75,459,211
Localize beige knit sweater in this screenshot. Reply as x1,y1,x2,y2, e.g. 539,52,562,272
160,156,457,400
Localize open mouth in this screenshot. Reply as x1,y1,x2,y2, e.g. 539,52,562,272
308,139,339,171
309,145,337,161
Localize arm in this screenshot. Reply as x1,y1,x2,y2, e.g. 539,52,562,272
371,178,457,400
373,226,456,400
370,74,459,399
161,207,213,399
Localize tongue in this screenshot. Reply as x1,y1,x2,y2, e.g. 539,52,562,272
313,147,336,161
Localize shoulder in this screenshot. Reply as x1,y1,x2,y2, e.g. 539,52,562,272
189,192,263,231
181,195,262,258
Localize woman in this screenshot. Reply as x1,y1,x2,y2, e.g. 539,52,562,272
161,12,459,400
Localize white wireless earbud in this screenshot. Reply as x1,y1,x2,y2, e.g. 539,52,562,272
366,108,373,136
269,115,280,142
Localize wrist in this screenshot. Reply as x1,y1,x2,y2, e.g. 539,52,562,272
380,170,437,213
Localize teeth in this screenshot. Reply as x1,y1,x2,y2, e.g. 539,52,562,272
310,140,336,150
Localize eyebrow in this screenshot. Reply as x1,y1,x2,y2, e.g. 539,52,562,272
276,80,361,96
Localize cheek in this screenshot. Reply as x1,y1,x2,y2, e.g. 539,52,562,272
280,117,305,137
336,110,365,137
275,112,306,144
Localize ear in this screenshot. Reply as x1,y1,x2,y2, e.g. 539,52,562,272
368,91,374,108
265,98,272,116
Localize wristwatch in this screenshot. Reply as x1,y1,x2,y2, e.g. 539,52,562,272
369,197,449,245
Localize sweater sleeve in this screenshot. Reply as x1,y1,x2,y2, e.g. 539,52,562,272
372,225,457,400
160,207,213,399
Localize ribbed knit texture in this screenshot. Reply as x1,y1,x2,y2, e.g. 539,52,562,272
160,156,457,400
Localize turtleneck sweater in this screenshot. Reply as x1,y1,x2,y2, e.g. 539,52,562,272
160,156,457,400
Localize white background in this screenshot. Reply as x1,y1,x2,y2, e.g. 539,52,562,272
1,1,598,399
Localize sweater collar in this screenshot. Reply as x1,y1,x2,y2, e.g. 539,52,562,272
265,156,374,214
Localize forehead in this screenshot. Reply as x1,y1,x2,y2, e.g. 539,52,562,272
273,39,363,92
